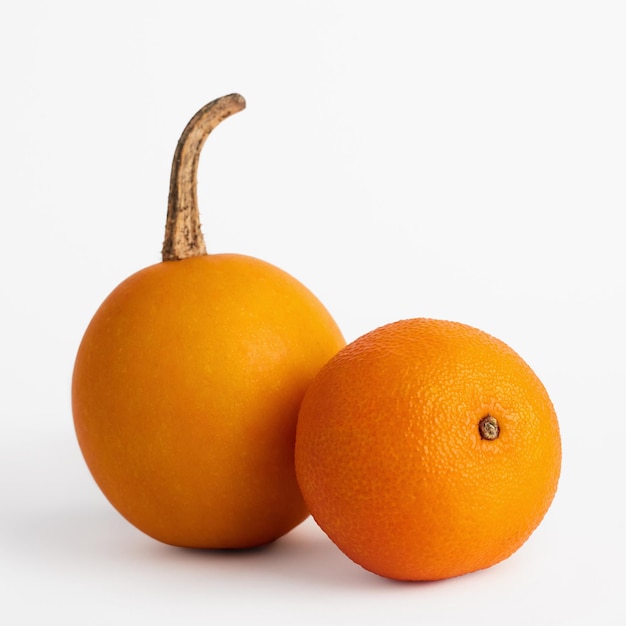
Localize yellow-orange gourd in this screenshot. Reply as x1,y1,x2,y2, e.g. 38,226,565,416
72,94,345,548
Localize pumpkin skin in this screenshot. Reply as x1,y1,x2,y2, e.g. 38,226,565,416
72,253,345,548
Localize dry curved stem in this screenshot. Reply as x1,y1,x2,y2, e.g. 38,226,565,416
162,93,246,261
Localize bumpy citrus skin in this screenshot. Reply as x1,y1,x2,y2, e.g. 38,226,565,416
72,254,345,549
295,318,561,581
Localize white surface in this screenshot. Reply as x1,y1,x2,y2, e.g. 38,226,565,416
1,1,624,623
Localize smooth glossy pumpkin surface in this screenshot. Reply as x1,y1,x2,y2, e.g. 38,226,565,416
73,253,344,548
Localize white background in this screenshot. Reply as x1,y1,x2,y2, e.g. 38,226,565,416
2,1,624,623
